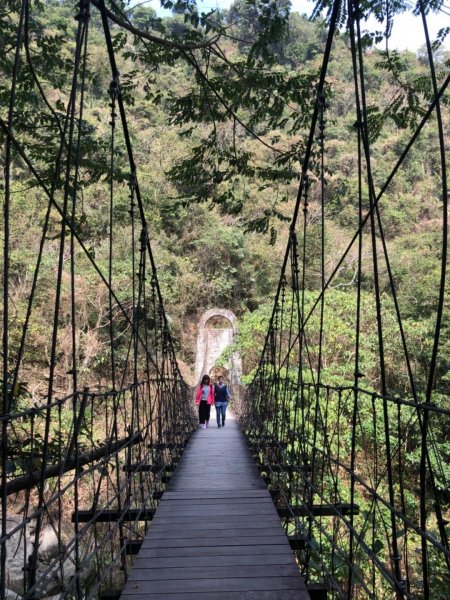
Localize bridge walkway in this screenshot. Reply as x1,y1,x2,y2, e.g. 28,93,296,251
120,412,309,599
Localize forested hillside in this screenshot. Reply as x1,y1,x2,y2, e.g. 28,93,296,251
1,0,449,393
2,1,450,597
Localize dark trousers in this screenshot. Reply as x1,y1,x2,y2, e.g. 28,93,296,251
199,401,211,424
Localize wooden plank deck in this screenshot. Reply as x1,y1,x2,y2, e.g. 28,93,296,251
121,413,309,599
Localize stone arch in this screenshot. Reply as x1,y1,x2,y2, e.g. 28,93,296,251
205,315,233,329
209,365,229,380
195,308,241,386
198,308,237,331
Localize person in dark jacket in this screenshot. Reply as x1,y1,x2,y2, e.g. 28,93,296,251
214,375,231,428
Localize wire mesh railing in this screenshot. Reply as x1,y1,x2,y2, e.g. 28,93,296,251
2,0,450,599
235,0,450,597
1,1,196,598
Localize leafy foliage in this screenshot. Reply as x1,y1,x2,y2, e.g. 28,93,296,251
1,0,449,384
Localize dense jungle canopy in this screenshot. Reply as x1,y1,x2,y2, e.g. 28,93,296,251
0,0,449,394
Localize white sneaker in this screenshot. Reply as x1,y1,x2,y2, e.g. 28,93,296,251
202,424,206,429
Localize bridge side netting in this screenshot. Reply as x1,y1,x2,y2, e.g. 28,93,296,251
1,1,196,598
235,0,450,598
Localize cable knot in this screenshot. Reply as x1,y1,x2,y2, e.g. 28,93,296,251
350,2,364,21
108,78,119,101
317,92,327,109
75,0,90,22
140,227,148,248
302,174,310,212
302,173,310,190
128,170,137,193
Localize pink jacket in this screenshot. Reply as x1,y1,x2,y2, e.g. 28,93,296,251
195,384,215,405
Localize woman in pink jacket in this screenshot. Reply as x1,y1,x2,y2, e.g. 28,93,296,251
195,374,215,429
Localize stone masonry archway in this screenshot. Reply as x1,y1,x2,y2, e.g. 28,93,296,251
195,308,242,386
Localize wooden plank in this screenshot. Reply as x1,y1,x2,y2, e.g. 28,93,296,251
140,535,292,549
122,577,307,594
174,465,260,468
168,480,264,486
100,590,122,600
174,454,254,459
170,472,263,479
172,460,256,465
175,459,256,463
154,503,275,514
151,514,282,525
130,554,294,569
122,592,309,600
162,490,269,499
172,468,262,474
148,520,281,531
160,497,273,506
141,527,286,540
127,564,302,581
136,544,292,559
125,541,142,555
72,508,155,523
119,414,309,600
166,483,267,489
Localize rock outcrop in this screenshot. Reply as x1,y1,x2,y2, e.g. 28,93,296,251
4,517,74,599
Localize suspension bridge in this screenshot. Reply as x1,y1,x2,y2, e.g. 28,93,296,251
1,0,449,599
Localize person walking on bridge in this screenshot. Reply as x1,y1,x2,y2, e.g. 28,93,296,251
214,375,230,428
195,374,214,429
